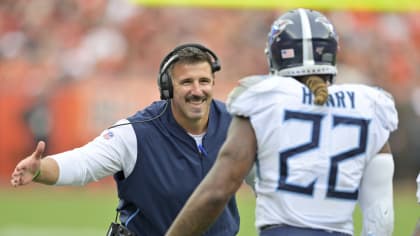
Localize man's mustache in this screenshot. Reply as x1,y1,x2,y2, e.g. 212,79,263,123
186,95,207,102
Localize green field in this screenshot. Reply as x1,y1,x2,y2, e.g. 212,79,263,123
0,183,418,236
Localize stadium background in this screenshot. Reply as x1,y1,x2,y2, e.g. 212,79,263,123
0,0,419,235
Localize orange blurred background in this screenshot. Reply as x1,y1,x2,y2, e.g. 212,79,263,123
1,0,419,184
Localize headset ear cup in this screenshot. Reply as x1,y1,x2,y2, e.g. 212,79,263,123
159,72,173,100
211,63,221,73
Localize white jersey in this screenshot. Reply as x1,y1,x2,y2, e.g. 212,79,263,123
227,75,398,234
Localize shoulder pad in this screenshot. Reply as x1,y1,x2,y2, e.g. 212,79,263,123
366,86,398,132
227,75,266,105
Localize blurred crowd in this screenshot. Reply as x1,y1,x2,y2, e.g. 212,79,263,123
0,0,419,180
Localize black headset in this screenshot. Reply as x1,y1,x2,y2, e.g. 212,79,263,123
157,43,221,100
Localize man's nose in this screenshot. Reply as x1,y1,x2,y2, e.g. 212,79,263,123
190,81,203,94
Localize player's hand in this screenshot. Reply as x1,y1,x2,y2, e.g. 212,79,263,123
11,141,45,187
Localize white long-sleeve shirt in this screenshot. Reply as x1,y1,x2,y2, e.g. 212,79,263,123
49,119,204,186
50,119,137,186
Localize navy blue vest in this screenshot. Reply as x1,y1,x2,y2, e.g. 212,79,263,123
114,100,239,236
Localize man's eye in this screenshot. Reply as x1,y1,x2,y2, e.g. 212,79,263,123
181,81,192,85
200,80,211,84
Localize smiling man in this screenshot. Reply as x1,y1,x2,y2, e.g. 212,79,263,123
11,43,240,236
170,59,214,133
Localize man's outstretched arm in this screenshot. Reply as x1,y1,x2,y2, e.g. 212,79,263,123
166,116,257,236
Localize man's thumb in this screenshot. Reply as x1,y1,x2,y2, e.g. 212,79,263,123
34,141,46,160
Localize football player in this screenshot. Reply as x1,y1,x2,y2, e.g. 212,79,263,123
166,8,398,236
